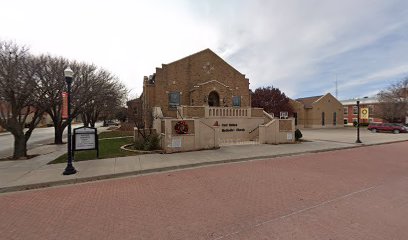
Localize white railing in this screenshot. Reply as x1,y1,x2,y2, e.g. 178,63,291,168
207,107,251,118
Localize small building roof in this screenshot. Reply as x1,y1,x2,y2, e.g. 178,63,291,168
296,95,323,109
340,97,378,105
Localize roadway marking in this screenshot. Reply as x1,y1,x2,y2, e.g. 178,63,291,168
213,186,376,240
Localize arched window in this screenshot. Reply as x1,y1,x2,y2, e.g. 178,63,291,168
322,112,325,126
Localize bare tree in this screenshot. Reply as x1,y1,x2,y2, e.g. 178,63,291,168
127,97,148,139
37,56,98,144
36,55,68,144
0,41,45,159
377,77,408,123
80,69,127,127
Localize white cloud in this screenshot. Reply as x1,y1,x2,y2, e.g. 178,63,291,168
1,0,408,100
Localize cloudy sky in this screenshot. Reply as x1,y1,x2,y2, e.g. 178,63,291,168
1,0,408,100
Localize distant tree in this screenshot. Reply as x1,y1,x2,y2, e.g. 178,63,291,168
115,107,128,122
0,41,46,159
80,69,127,127
251,86,293,117
377,77,408,123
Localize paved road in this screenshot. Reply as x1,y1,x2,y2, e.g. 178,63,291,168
301,127,408,144
1,141,407,239
0,123,101,158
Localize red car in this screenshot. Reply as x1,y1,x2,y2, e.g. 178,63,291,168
367,123,408,134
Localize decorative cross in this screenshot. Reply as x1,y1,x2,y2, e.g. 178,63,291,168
202,62,215,74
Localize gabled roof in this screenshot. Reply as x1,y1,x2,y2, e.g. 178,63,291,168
164,48,245,76
296,95,323,109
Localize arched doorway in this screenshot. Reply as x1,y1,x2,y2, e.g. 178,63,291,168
208,91,220,107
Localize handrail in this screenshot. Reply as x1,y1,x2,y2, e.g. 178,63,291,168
176,107,184,120
263,111,274,120
249,125,259,134
199,120,215,132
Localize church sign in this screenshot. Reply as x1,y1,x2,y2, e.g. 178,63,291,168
73,126,99,158
221,123,245,132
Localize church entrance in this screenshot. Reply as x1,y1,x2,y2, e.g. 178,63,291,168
208,91,220,107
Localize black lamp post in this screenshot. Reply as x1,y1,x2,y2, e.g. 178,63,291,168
356,100,362,143
63,67,77,175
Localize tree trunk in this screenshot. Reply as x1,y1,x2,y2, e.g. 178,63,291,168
13,134,28,159
90,113,97,128
82,113,90,127
54,125,64,144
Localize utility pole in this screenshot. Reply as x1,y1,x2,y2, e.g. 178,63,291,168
335,74,338,99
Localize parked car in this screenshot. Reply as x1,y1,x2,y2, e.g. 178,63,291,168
103,120,119,127
367,123,408,134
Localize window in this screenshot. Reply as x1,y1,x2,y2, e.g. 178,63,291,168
322,112,325,126
344,118,348,125
368,105,374,114
294,112,298,125
168,92,180,109
352,118,357,124
333,112,337,126
353,106,358,115
232,96,241,107
343,107,348,115
369,118,373,123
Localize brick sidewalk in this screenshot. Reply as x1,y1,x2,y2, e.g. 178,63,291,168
0,140,356,192
1,127,408,193
1,141,407,239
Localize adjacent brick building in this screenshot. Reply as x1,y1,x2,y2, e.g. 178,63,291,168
129,49,252,128
341,97,384,125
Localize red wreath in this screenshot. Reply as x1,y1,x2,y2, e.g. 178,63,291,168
175,121,189,134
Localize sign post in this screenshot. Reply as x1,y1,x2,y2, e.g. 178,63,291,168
73,126,99,159
356,101,362,143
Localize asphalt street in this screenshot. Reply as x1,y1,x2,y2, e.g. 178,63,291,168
0,123,101,158
1,141,407,240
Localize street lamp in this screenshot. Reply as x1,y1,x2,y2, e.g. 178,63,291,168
63,67,77,175
355,100,362,143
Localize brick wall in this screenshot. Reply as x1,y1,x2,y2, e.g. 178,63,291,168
142,49,251,122
279,119,293,131
182,106,206,118
251,108,264,117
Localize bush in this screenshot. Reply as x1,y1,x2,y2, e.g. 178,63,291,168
295,129,303,141
353,122,369,127
133,133,161,151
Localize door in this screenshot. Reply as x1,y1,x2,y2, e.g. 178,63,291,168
208,91,220,107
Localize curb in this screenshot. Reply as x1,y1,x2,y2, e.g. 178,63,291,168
1,140,407,194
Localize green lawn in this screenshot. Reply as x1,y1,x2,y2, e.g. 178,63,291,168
98,130,133,139
49,131,137,164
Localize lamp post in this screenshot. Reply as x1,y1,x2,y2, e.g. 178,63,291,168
63,67,77,175
355,100,362,143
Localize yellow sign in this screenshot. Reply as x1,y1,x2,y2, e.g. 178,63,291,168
361,108,369,119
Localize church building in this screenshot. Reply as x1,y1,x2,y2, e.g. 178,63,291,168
133,49,252,128
128,49,295,153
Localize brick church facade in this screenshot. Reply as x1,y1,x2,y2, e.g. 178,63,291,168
130,49,252,128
